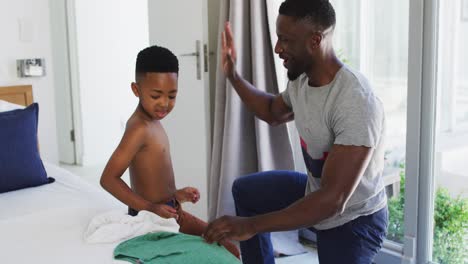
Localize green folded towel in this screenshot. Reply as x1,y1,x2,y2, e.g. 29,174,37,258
114,232,240,264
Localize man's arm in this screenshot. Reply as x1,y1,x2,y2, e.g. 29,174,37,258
204,144,373,242
229,75,293,125
100,124,178,218
251,144,373,232
222,21,293,126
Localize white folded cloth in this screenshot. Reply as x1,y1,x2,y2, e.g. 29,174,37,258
271,230,307,256
84,210,180,244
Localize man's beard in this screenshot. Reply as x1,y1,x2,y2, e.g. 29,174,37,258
287,70,302,81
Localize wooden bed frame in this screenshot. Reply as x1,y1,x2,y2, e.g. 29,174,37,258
0,85,33,106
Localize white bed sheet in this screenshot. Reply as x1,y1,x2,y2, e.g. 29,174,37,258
0,162,127,263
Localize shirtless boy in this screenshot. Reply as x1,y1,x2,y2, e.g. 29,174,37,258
100,45,239,258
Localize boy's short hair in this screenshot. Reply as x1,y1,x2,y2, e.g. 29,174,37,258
135,45,179,80
279,0,336,31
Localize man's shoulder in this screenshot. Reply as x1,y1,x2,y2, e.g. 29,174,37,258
338,66,372,92
332,67,378,104
330,67,384,116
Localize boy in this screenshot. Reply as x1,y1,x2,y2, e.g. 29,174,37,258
100,45,239,258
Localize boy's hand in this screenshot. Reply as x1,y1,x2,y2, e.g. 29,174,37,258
150,203,179,220
175,187,200,204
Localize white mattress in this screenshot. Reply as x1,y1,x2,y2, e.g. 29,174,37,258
0,162,126,263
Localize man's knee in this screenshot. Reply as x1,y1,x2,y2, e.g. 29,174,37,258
232,175,256,205
232,177,245,202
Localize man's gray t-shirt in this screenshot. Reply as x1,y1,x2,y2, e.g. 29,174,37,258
281,66,387,230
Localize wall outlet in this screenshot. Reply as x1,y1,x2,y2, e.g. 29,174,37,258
17,58,46,77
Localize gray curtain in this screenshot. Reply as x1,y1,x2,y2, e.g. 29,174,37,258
208,0,295,221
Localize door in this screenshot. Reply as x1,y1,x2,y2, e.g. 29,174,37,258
148,0,211,221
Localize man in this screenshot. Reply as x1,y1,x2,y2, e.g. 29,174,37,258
204,0,388,263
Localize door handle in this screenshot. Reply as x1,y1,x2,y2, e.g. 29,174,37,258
179,40,201,80
203,44,215,73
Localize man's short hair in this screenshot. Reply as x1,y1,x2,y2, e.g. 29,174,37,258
135,45,179,79
279,0,336,31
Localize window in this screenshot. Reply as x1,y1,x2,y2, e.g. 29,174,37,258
432,1,468,263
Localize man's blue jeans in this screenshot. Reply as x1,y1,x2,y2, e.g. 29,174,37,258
232,170,388,264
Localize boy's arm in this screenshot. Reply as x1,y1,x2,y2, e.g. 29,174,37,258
100,124,177,218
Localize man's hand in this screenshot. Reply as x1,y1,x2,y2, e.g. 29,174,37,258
175,187,200,203
150,203,179,220
221,21,237,79
203,215,257,243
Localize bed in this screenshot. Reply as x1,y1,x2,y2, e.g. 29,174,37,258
1,86,241,264
0,85,125,263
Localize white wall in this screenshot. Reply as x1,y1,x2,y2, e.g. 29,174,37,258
73,0,149,165
0,0,59,164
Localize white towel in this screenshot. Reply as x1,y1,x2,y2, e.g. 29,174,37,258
271,230,307,256
84,210,180,244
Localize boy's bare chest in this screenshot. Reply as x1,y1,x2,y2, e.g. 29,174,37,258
142,128,171,156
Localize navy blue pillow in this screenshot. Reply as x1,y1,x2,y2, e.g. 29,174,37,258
0,103,54,193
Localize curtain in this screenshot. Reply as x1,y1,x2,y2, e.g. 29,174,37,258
208,0,295,221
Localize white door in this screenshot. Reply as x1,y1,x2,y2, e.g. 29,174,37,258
148,0,210,221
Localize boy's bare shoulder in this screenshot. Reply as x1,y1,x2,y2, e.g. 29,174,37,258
122,113,151,141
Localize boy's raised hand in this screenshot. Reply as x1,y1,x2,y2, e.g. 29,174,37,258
221,21,237,80
150,204,179,220
175,187,200,204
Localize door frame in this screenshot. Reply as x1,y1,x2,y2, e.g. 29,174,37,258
65,0,84,165
414,0,440,263
49,0,84,165
405,0,440,263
